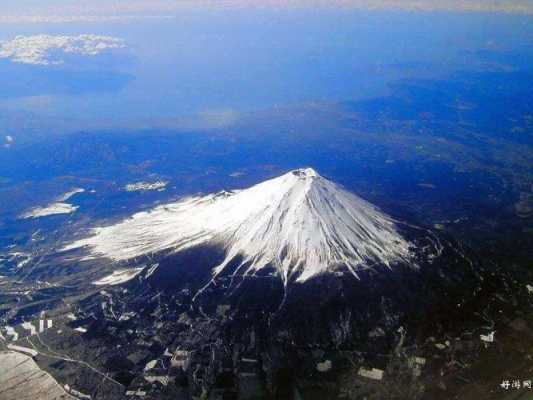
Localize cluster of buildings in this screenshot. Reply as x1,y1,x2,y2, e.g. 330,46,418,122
0,314,54,342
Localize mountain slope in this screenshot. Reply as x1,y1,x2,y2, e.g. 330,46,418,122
65,168,412,284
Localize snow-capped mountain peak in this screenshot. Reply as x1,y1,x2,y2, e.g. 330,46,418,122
64,168,412,284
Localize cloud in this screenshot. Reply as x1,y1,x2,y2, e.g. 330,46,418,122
3,135,14,148
0,34,126,66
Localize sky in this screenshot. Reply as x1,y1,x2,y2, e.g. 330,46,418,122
2,0,533,18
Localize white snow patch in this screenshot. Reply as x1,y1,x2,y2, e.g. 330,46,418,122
21,188,84,219
93,268,143,286
64,168,412,285
125,181,167,192
23,203,78,218
60,188,85,201
8,252,32,269
74,327,87,333
145,263,159,279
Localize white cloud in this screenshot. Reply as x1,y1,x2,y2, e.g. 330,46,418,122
3,135,14,148
0,34,126,66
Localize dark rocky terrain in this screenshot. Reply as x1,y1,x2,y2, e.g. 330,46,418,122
2,217,531,400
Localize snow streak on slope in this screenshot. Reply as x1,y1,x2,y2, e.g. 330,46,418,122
93,268,144,286
64,169,412,284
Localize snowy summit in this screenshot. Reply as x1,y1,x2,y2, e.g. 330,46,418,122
65,168,412,284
